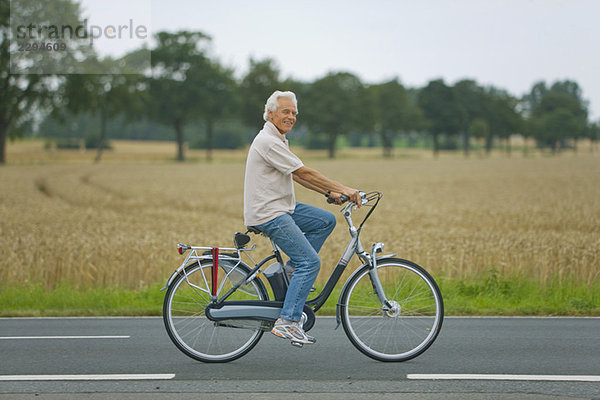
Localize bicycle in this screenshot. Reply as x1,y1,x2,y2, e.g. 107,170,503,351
162,191,443,363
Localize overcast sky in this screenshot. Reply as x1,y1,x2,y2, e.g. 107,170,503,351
80,0,600,120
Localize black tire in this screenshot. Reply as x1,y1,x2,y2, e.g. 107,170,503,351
339,258,443,362
163,260,269,363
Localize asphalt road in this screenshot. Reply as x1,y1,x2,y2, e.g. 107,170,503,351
0,317,599,399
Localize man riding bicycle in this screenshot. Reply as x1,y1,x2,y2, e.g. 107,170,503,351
244,90,361,345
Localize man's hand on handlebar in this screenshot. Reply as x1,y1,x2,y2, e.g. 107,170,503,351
345,188,362,207
327,188,362,207
326,191,345,205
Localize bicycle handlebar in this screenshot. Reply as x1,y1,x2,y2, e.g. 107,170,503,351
327,191,369,205
326,194,350,204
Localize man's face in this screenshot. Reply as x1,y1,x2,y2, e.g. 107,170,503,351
268,97,297,134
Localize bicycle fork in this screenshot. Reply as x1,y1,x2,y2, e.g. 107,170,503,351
368,242,394,311
343,204,393,312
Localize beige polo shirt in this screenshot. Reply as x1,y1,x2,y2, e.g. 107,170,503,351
244,121,304,226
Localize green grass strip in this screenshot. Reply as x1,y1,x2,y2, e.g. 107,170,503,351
1,274,598,317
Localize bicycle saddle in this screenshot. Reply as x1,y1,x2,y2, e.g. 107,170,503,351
234,232,251,248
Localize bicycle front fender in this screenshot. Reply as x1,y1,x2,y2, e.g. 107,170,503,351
334,254,397,329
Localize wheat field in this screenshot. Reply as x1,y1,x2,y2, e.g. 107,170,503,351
1,141,599,292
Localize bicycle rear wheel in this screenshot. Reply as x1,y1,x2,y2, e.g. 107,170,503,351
340,258,443,362
163,260,269,363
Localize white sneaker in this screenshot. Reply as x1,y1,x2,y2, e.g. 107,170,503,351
271,318,316,345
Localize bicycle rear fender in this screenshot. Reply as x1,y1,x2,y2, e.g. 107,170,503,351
334,254,397,329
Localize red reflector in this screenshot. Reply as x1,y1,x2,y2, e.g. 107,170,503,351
177,244,190,255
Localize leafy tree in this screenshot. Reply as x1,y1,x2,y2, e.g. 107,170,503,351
183,55,238,161
524,80,588,152
468,118,489,152
484,87,523,155
59,54,147,162
0,0,90,164
302,72,372,158
239,58,280,129
550,80,587,106
417,79,464,156
541,93,586,149
453,80,487,157
522,81,547,118
369,78,422,157
149,31,237,161
537,108,580,153
149,31,212,161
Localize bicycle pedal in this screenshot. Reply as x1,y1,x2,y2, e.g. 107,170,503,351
290,341,304,348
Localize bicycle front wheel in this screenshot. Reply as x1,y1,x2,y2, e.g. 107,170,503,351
340,258,443,362
163,260,269,363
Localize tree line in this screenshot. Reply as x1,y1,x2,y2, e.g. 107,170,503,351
1,2,598,164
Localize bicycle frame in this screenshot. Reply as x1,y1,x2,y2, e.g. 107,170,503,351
163,191,396,317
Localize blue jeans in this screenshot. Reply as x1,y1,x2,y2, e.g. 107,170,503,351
253,202,336,322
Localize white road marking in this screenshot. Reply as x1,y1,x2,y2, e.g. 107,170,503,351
0,336,130,340
407,374,600,382
0,374,175,381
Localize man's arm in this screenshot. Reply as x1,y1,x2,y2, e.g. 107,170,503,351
292,165,361,205
293,173,325,194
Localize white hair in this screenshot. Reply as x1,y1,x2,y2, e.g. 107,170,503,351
263,90,298,122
